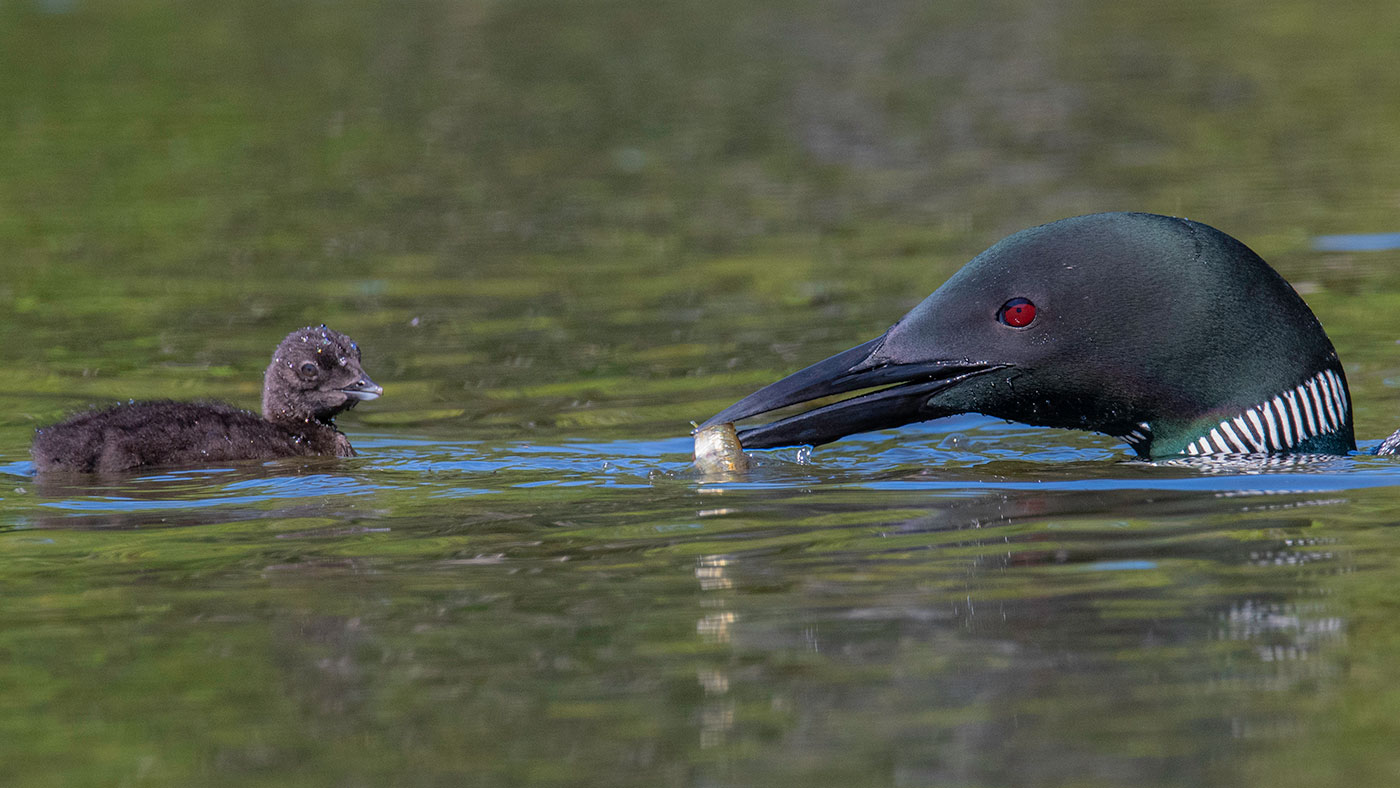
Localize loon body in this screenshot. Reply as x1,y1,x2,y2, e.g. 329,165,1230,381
32,325,383,473
703,212,1378,460
1382,430,1400,456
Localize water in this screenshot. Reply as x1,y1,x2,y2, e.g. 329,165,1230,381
5,0,1400,785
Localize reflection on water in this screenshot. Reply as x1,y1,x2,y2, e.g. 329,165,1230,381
4,428,1399,784
1312,233,1400,252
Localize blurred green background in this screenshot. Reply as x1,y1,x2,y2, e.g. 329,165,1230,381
3,0,1399,446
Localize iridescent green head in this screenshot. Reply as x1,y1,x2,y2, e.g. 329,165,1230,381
705,212,1354,458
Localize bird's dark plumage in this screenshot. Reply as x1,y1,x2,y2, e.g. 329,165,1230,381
32,326,382,473
1381,430,1400,456
704,212,1381,459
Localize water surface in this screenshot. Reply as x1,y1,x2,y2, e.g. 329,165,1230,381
4,0,1400,786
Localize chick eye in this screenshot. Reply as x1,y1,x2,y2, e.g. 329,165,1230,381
298,361,319,378
998,297,1036,328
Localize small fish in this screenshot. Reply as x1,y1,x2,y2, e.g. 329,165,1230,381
693,422,750,474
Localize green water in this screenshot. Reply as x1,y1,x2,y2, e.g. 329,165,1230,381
4,0,1400,785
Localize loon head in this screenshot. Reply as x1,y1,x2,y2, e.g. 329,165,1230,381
703,212,1355,459
263,325,383,425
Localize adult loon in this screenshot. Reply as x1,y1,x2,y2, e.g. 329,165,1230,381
32,325,382,473
702,212,1398,459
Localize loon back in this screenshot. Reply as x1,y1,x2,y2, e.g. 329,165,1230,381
704,212,1357,459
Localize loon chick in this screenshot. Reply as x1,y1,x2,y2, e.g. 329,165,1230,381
702,212,1376,460
32,325,382,473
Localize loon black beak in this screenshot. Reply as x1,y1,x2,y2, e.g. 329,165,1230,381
700,336,1006,449
340,376,384,402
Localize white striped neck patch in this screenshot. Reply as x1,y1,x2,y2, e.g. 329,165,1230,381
1180,368,1350,456
1119,421,1153,455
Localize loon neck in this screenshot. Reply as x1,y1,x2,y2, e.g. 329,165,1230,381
1127,367,1355,458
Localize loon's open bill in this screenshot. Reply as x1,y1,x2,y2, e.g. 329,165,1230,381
701,337,1009,450
702,212,1362,459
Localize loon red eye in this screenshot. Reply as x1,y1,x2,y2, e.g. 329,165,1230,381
998,298,1036,328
